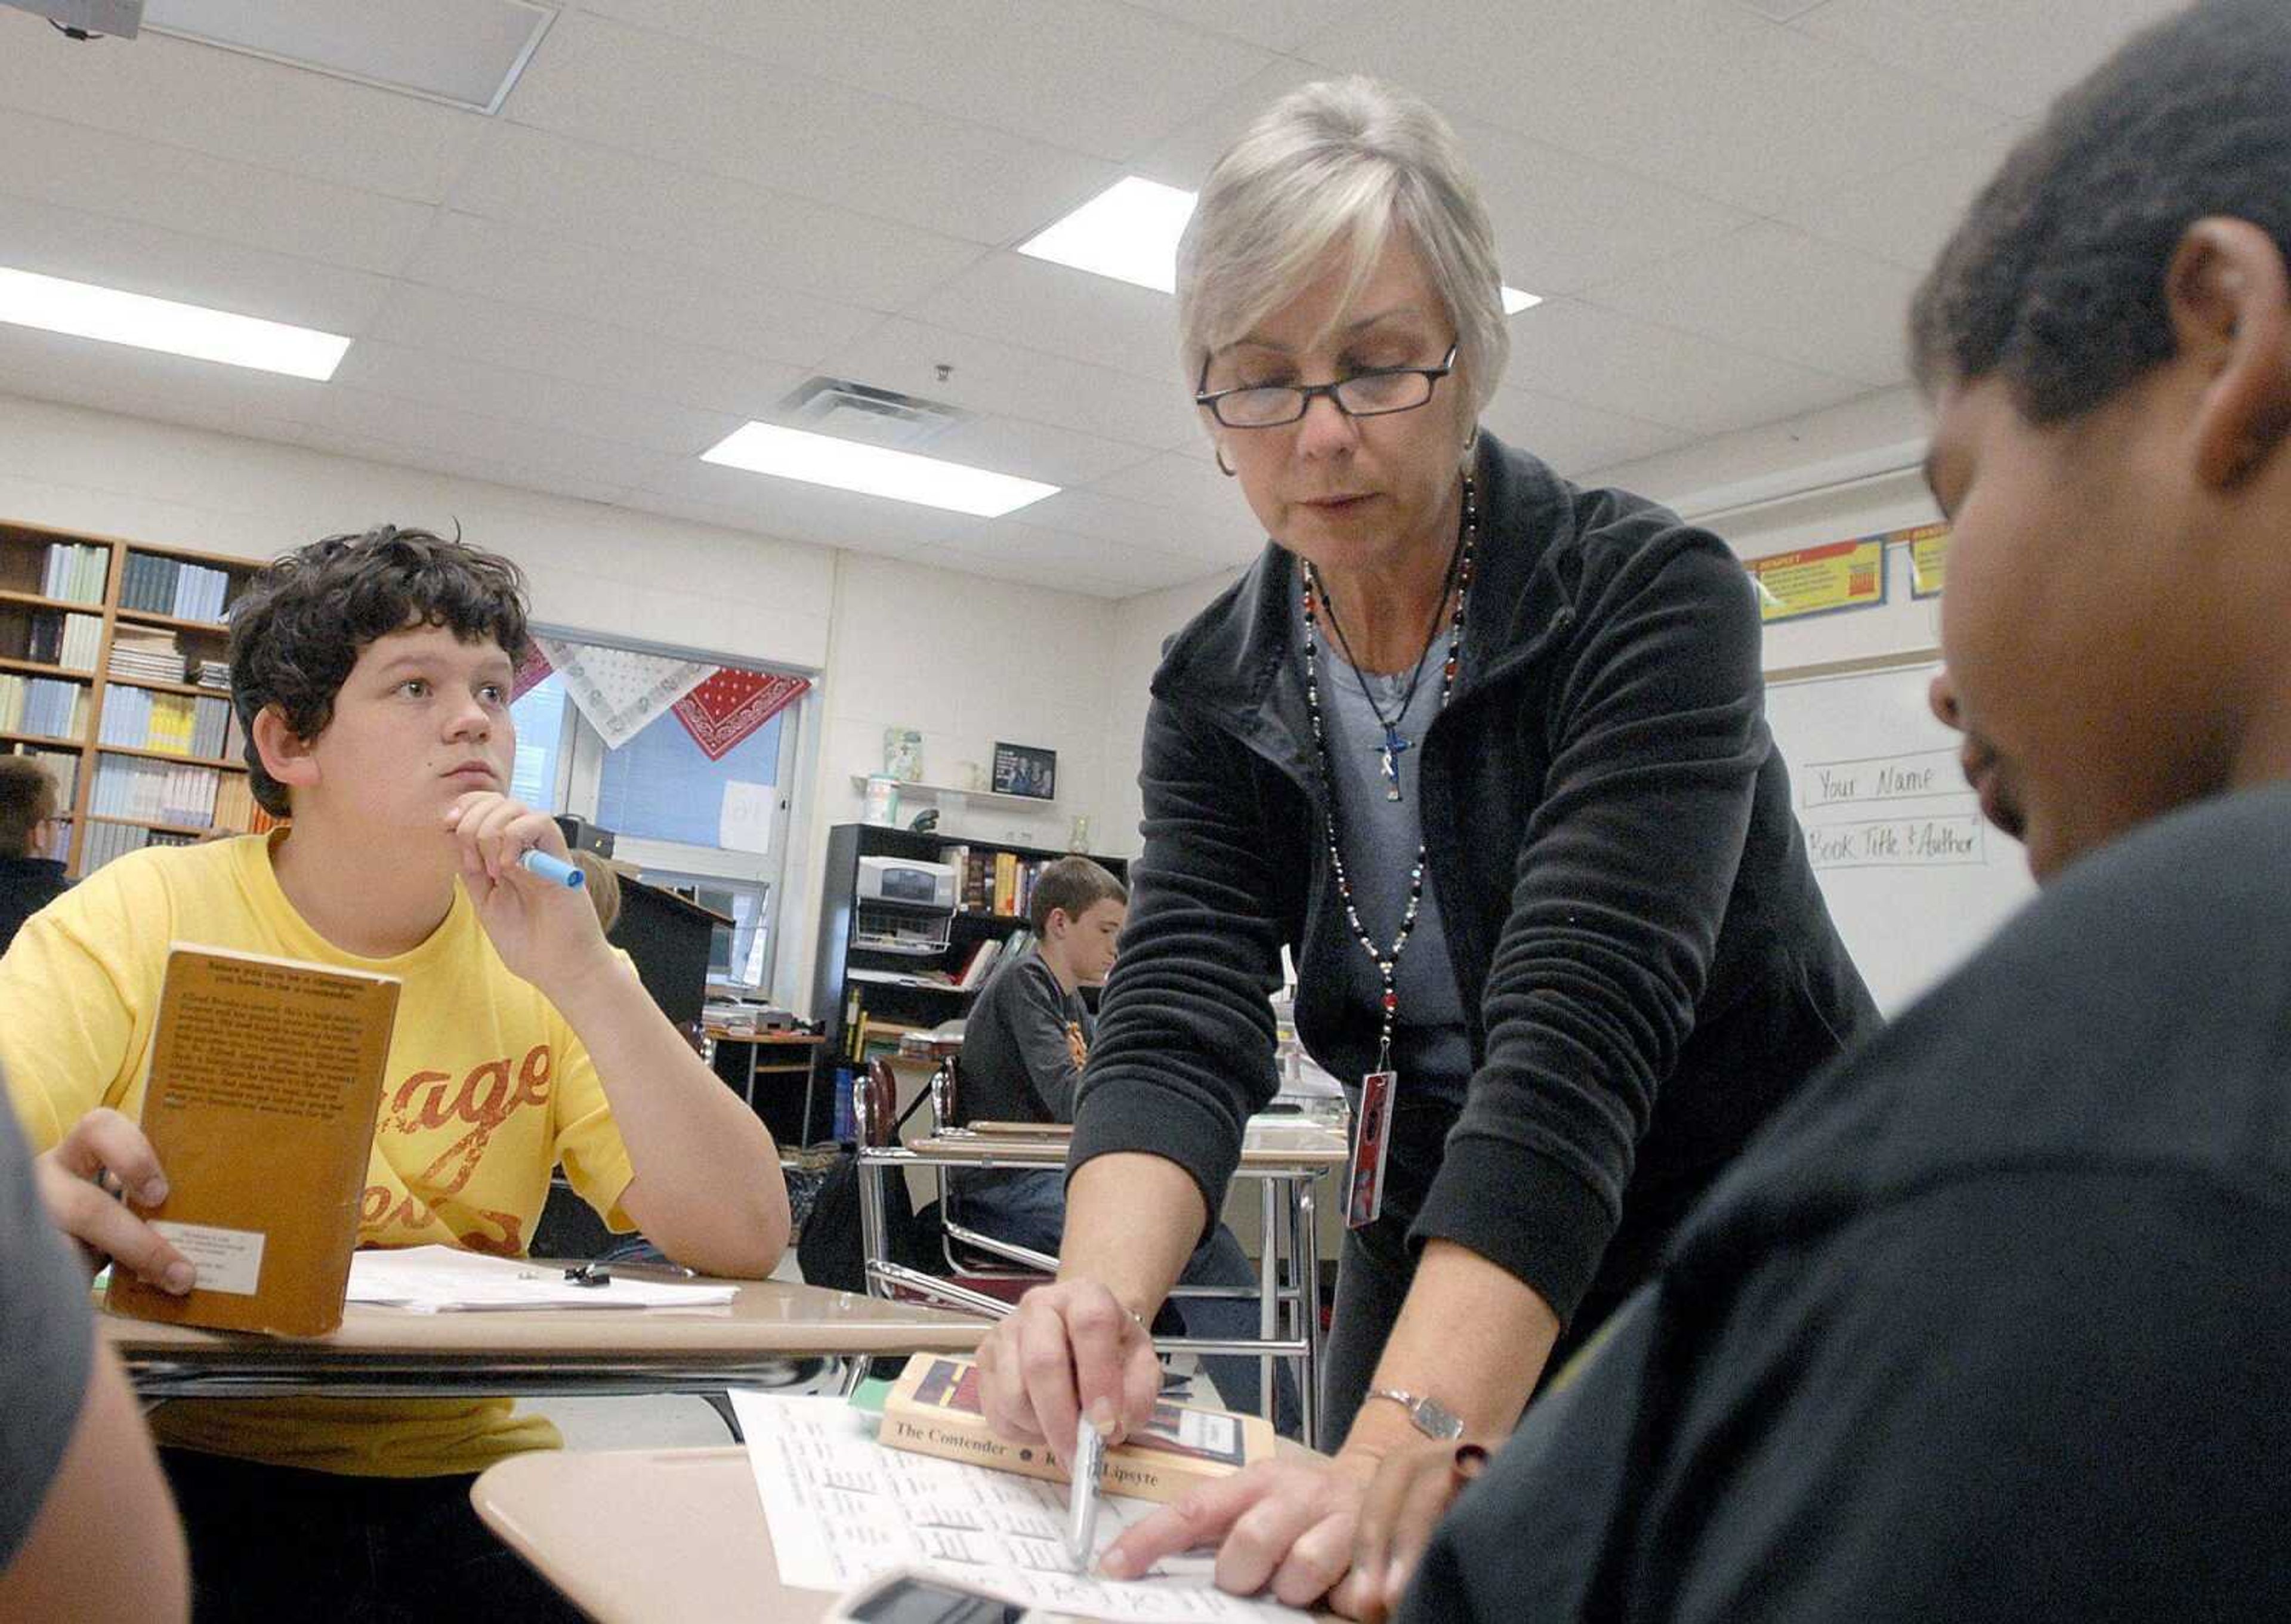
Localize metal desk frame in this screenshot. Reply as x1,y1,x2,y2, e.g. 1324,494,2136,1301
854,1074,1332,1449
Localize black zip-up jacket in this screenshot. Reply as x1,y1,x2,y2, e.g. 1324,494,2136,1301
1070,433,1879,1333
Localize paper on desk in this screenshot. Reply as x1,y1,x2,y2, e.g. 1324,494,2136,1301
728,1392,1310,1622
347,1246,737,1313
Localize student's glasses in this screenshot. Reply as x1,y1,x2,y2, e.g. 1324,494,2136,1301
1194,343,1459,429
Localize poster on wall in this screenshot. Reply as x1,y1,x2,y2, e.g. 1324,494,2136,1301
1745,535,1888,623
1906,523,1951,598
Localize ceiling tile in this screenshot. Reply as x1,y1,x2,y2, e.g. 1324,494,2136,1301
1793,0,2183,118
0,192,393,334
1581,221,1922,387
917,417,1155,490
1299,0,1999,215
817,317,1202,453
629,464,989,558
295,426,641,508
405,212,878,369
503,11,1119,244
906,254,1185,387
567,0,1274,163
1480,389,1691,477
1506,298,1870,436
1728,0,1830,18
0,109,437,278
1775,121,2031,273
1026,485,1265,567
364,284,811,421
0,328,321,445
329,339,739,458
0,13,486,202
1120,0,1374,54
447,122,982,311
306,386,679,492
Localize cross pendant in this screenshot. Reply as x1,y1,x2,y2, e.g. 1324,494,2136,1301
1378,730,1408,801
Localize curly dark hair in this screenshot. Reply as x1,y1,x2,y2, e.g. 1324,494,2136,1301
1909,0,2291,422
228,525,529,816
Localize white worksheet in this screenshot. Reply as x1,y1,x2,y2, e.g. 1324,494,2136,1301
345,1245,737,1312
728,1393,1311,1621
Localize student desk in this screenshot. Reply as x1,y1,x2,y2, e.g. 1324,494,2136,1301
104,1267,985,1401
860,1116,1347,1449
704,1026,829,1141
472,1441,1338,1624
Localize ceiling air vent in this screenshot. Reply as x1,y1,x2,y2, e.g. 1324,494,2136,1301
776,378,968,452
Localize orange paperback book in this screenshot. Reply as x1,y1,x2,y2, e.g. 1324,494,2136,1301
880,1353,1276,1503
107,945,401,1337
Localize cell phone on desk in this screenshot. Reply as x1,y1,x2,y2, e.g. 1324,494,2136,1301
828,1568,1036,1623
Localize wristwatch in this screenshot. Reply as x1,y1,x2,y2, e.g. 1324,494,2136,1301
1364,1387,1465,1441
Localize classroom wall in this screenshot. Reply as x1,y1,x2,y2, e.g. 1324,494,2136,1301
0,388,1206,1017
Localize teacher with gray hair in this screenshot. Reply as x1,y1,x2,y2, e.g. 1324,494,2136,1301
975,76,1877,1617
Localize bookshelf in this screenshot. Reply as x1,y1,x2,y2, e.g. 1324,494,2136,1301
807,823,1129,1138
0,519,276,879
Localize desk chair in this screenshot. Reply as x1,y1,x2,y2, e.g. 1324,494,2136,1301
929,1057,1059,1289
853,1059,1015,1323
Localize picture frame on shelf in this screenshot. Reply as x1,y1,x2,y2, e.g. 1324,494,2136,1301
990,742,1056,801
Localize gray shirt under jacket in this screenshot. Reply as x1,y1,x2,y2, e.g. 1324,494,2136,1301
1307,589,1473,1105
0,1074,95,1567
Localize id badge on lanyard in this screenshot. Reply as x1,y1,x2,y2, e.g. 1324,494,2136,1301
1346,1067,1398,1229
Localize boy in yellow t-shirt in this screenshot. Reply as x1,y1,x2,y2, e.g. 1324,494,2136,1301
5,525,790,1622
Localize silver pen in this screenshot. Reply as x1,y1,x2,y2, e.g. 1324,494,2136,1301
1066,1413,1107,1571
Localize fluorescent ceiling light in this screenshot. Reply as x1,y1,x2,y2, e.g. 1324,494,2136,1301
702,423,1058,518
1021,177,1542,313
141,0,554,116
0,266,350,379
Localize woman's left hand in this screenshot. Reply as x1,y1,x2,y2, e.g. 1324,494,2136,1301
1101,1449,1388,1614
1347,1438,1490,1621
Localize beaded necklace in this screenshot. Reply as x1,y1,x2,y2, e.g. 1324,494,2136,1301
1298,474,1476,1073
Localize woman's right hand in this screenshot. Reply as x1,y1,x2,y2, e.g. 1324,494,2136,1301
975,1277,1164,1471
33,1107,195,1293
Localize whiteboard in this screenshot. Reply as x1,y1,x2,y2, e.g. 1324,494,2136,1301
1763,655,2037,1015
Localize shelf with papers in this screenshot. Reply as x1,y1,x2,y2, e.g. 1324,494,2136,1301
113,607,230,637
95,742,247,773
0,656,91,680
0,589,102,615
106,672,225,700
0,727,86,749
85,814,213,836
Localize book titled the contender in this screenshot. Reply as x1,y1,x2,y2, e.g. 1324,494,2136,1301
107,944,401,1338
879,1353,1276,1504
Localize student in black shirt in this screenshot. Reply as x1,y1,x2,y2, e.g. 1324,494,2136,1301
956,857,1294,1432
1385,5,2291,1618
0,756,69,955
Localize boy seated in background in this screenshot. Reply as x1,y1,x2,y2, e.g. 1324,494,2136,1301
1372,4,2291,1619
0,753,69,953
3,526,789,1622
955,856,1295,1432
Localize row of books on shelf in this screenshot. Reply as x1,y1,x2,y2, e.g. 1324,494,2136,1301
119,554,233,623
38,542,108,605
951,925,1035,990
76,821,195,873
88,756,247,828
24,612,103,672
1,675,89,742
96,686,239,760
940,844,1071,920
